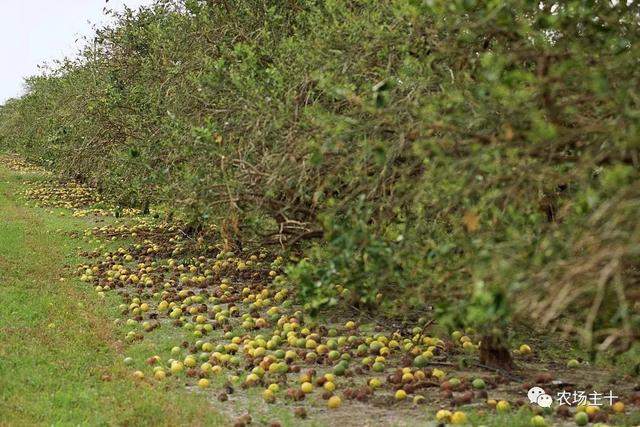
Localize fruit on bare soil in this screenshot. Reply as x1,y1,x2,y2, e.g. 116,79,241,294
327,395,342,409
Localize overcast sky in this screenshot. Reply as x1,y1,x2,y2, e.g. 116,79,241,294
0,0,153,104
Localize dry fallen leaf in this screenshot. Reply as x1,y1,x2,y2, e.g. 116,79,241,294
462,211,480,232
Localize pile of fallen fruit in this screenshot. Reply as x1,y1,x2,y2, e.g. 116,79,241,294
1,153,50,174
22,179,140,218
13,160,639,426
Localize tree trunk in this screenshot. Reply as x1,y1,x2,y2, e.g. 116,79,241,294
479,333,515,371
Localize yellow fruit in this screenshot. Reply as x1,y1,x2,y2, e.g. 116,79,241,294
402,372,414,383
369,378,381,389
184,355,197,367
324,381,336,392
530,415,547,427
197,378,210,389
268,383,279,392
263,389,275,402
451,411,467,425
154,370,166,380
132,370,144,380
395,389,407,400
519,344,532,355
245,373,260,385
432,368,446,380
496,400,510,412
612,401,625,413
567,359,580,368
327,395,342,409
299,373,312,384
170,361,184,374
345,321,356,330
585,406,599,416
436,409,452,421
301,382,313,393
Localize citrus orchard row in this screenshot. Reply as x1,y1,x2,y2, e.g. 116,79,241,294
16,165,638,426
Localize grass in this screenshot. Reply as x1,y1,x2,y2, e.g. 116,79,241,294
0,166,224,426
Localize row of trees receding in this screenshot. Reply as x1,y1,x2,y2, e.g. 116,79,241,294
1,0,639,357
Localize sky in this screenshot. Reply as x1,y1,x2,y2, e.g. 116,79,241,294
0,0,153,104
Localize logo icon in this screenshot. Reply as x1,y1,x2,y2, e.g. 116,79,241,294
528,387,553,408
